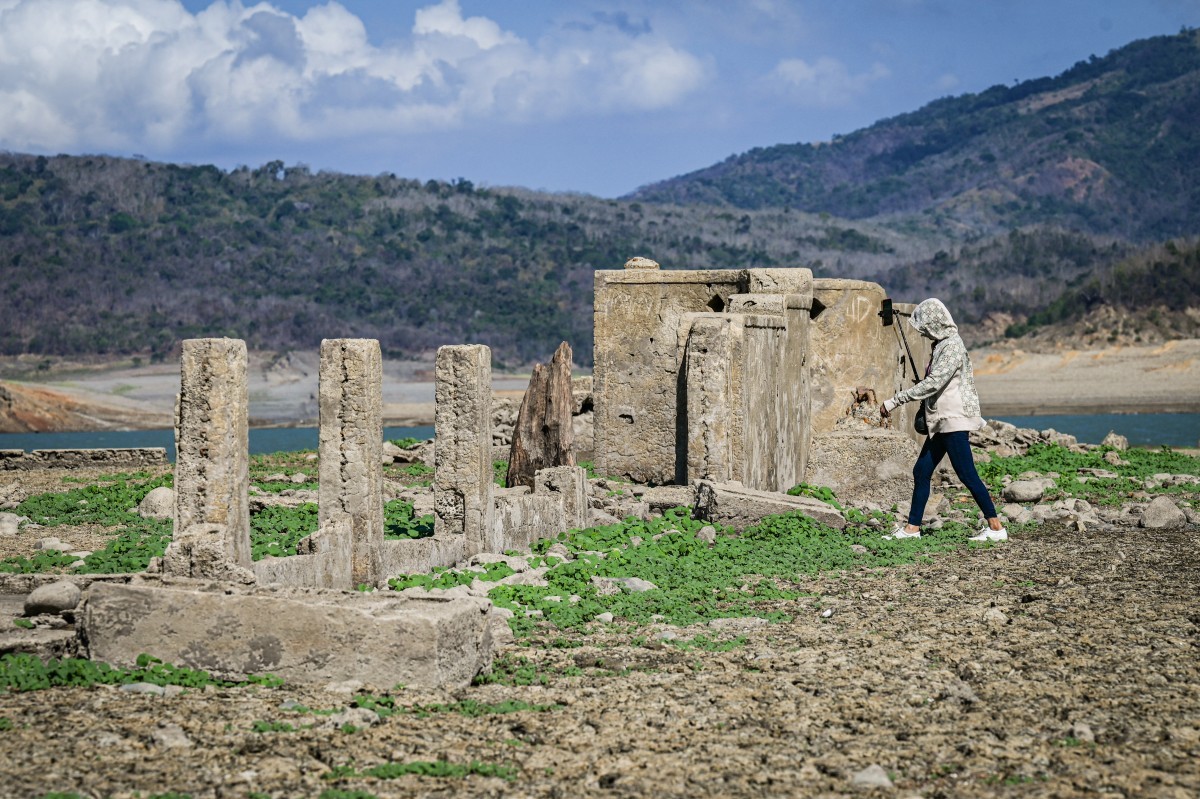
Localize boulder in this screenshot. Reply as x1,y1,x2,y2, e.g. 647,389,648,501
0,512,25,536
1101,431,1129,451
25,581,82,616
1002,478,1056,504
137,486,175,519
1140,496,1186,529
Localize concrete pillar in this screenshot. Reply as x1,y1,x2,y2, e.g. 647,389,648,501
534,465,589,531
319,339,384,588
434,345,495,556
168,338,252,579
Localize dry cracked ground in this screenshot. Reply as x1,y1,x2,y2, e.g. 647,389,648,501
0,518,1196,799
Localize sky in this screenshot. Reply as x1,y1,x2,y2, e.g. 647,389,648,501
2,1,1199,197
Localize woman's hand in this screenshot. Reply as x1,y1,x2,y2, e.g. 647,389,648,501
880,398,897,419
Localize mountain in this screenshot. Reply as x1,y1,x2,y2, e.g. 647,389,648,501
629,29,1200,243
0,154,933,365
2,32,1199,366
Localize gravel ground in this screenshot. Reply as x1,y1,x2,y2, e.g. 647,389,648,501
1,519,1197,799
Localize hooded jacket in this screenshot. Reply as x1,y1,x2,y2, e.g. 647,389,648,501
891,299,984,434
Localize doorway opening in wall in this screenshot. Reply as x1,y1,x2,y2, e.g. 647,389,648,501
707,294,725,312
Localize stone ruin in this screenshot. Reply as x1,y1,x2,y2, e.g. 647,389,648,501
592,262,930,507
42,260,934,690
81,337,588,690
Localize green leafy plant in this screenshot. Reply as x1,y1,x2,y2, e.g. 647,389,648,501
0,653,282,692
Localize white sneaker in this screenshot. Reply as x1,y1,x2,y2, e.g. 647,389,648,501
883,525,921,540
969,526,1008,542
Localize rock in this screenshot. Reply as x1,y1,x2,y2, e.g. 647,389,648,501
24,581,82,616
0,512,26,536
327,707,379,730
152,723,194,749
983,608,1008,626
1070,722,1096,743
545,542,572,560
624,256,660,270
119,682,166,696
591,576,658,596
589,510,622,526
696,525,718,544
289,472,308,484
1101,431,1129,451
34,537,70,552
643,486,695,515
596,612,614,624
851,764,894,789
1103,450,1128,466
137,486,175,519
1140,496,1186,529
850,544,868,555
1002,479,1055,503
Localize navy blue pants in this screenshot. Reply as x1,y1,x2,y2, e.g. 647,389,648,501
908,430,998,526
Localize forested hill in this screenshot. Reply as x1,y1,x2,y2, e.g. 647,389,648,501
0,154,926,364
629,29,1200,242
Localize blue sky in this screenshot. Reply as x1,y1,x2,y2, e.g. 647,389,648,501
2,0,1198,196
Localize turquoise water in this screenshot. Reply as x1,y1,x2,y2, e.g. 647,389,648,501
0,426,435,462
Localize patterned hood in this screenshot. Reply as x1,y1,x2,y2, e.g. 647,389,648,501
909,298,958,341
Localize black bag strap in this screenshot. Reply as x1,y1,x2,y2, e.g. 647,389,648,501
893,319,921,386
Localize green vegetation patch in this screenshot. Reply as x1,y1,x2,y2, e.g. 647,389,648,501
3,476,175,574
978,443,1200,505
0,653,282,692
408,505,963,639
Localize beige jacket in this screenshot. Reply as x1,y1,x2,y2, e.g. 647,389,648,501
891,299,985,435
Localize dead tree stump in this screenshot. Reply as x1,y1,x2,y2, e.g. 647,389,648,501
506,342,575,488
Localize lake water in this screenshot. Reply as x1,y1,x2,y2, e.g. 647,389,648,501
0,426,435,462
0,415,1195,458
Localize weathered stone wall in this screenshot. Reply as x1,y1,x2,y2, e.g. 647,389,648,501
807,279,896,437
434,345,495,557
681,292,811,493
166,338,252,580
0,448,168,470
593,268,749,484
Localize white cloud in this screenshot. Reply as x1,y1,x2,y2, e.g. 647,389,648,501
0,0,707,155
768,56,890,107
935,72,960,91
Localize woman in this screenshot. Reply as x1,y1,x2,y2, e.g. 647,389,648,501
879,298,1007,542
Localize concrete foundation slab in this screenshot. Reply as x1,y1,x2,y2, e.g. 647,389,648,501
82,580,494,689
694,480,846,531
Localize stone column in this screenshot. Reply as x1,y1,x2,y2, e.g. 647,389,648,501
167,338,252,580
434,345,495,557
319,339,384,588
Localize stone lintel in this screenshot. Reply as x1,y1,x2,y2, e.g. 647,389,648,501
594,268,748,287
